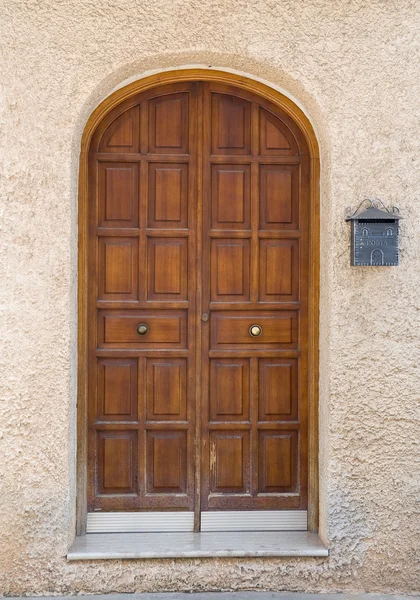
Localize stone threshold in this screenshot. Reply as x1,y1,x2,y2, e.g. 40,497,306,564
67,531,328,560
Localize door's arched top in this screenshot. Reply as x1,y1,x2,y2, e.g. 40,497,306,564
83,70,319,160
99,106,139,153
90,84,307,157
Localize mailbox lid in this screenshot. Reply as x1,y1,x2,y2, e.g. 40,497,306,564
346,206,402,221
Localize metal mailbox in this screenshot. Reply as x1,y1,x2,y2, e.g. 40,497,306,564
346,199,402,266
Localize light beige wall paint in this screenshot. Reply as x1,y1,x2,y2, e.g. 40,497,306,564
0,0,419,595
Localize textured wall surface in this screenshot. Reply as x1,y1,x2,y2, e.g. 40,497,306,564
0,0,419,595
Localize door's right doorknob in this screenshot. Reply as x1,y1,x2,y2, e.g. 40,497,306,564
249,324,262,337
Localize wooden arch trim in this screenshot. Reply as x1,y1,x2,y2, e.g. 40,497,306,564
77,69,320,535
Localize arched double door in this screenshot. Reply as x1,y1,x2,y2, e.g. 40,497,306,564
86,79,311,532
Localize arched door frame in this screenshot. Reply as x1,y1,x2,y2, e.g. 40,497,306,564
77,68,320,535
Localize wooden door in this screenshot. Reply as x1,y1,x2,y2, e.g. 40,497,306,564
88,82,198,511
87,80,309,522
200,83,309,514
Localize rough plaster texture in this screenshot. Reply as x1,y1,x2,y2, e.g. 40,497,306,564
11,595,420,600
0,0,419,596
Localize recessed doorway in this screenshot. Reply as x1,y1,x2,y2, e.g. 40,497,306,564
77,71,319,534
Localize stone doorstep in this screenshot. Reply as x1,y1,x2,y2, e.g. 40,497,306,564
67,531,328,560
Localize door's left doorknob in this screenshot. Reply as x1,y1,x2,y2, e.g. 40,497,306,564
136,323,149,336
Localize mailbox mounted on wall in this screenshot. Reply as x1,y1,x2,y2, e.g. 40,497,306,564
346,199,402,266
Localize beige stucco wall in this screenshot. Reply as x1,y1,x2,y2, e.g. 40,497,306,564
1,0,419,595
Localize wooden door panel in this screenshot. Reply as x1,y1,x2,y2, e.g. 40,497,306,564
146,431,188,494
99,106,140,153
146,358,187,421
211,164,251,229
259,107,298,156
210,311,297,348
209,359,250,422
98,238,139,301
211,239,251,301
96,358,138,422
211,93,251,155
148,92,189,154
258,431,297,493
209,432,250,494
98,163,139,228
259,165,299,230
97,310,187,348
258,358,298,421
147,237,188,300
97,431,138,494
259,239,299,302
148,163,189,228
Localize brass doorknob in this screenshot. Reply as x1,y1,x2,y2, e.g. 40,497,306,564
136,323,149,336
249,324,262,337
